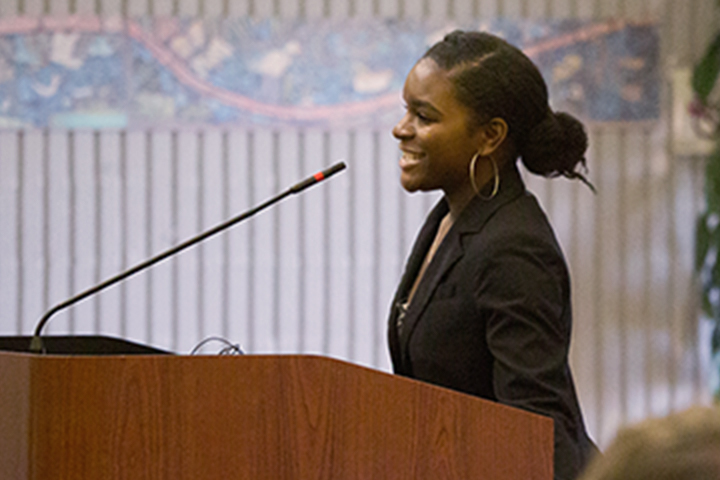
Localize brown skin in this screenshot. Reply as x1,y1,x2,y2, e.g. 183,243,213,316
392,57,509,220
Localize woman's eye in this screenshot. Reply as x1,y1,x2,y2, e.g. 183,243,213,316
416,111,433,123
402,104,434,124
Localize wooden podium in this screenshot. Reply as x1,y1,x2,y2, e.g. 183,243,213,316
0,337,553,480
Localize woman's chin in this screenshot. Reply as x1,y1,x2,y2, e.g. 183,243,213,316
400,174,422,192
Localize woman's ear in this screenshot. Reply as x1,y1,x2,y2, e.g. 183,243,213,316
476,118,508,156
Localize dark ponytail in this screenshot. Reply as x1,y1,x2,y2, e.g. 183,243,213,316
521,111,594,191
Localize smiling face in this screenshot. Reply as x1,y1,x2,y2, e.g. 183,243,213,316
392,58,485,203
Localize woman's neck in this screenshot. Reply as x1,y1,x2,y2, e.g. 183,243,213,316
444,184,476,221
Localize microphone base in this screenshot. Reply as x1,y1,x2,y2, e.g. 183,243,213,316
29,336,44,354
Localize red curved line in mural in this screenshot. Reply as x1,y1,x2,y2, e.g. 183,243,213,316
0,15,653,122
125,19,400,122
125,17,651,121
523,19,653,57
0,15,400,122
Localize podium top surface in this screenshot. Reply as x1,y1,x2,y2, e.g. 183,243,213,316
0,335,172,355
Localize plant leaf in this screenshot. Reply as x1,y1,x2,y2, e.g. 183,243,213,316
697,213,712,271
692,32,720,101
705,149,720,211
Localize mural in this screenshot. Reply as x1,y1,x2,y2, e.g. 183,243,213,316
0,15,659,129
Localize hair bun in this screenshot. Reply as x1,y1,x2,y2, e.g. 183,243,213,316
520,111,592,188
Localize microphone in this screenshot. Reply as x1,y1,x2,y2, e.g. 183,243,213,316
29,161,347,354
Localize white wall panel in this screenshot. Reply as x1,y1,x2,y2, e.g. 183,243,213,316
120,131,148,342
307,0,329,18
477,0,500,19
401,0,424,19
251,0,275,18
277,0,300,18
199,130,226,343
174,131,200,351
226,0,250,16
573,0,596,19
199,0,225,16
593,127,625,444
498,0,522,18
177,0,199,15
325,130,352,359
151,0,175,15
224,129,252,350
549,0,573,18
451,0,474,19
526,0,550,19
64,131,96,334
595,0,619,18
21,0,46,15
569,170,600,440
146,131,172,346
0,133,20,332
297,129,330,354
0,1,15,15
126,0,149,15
691,0,720,59
244,129,276,352
45,132,72,335
620,129,651,424
276,130,302,351
100,0,123,15
426,0,449,19
346,128,376,366
97,132,123,338
19,132,44,334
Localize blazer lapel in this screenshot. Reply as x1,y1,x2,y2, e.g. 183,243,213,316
397,226,463,345
388,200,447,370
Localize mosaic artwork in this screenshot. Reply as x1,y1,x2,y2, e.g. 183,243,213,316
0,16,659,129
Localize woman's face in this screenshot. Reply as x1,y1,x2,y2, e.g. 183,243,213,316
392,57,484,198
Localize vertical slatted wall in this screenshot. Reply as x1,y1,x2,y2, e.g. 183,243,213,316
0,0,717,447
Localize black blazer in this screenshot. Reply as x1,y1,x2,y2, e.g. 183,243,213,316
387,163,598,480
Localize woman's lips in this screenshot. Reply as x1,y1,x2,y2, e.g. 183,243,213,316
399,151,423,169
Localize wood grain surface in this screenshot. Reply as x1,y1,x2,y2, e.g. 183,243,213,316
1,352,553,479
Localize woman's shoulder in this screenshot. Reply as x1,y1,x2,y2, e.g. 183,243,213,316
485,190,555,238
464,191,566,262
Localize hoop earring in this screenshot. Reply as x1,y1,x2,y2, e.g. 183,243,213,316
469,152,499,201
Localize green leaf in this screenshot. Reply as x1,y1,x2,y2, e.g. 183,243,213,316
705,149,720,211
692,32,720,101
703,293,714,319
697,213,712,271
710,258,720,292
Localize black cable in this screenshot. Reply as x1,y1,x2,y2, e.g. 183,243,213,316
190,336,244,355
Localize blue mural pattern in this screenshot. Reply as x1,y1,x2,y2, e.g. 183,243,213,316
0,16,659,129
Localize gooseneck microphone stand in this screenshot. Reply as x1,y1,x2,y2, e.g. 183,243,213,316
29,161,347,354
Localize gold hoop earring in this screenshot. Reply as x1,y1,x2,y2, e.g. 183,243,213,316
469,152,499,201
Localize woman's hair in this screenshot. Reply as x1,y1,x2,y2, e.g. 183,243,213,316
578,406,720,480
423,30,592,188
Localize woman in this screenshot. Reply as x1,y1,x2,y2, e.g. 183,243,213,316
387,30,599,480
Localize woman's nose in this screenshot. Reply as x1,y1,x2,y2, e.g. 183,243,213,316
392,114,413,140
